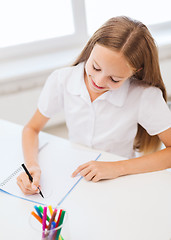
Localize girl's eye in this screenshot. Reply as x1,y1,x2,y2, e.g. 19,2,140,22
110,77,120,83
93,65,100,71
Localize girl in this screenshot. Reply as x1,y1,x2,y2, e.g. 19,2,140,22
17,16,171,195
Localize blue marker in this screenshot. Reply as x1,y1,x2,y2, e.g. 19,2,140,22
50,221,56,229
34,205,42,219
49,221,56,238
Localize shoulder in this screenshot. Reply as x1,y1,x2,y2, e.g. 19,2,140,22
43,63,84,92
136,85,171,136
140,86,163,105
49,62,84,81
129,82,163,101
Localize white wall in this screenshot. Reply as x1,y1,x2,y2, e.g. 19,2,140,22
0,86,65,128
160,58,171,98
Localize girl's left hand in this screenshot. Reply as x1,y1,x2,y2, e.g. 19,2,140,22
72,161,123,182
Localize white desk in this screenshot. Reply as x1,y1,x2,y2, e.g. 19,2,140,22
1,119,171,240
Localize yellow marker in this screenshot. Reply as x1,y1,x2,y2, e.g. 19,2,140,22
48,205,53,216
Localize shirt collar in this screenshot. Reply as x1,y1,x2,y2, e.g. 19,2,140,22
66,62,85,95
67,62,130,107
97,79,130,107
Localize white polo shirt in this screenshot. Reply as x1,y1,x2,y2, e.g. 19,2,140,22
38,62,171,158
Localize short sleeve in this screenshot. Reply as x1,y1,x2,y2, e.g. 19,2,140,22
38,70,64,118
138,87,171,135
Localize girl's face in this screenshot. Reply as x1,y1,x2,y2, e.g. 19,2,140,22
84,43,134,100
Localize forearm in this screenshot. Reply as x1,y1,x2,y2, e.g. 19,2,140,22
119,147,171,176
22,126,40,168
72,147,171,182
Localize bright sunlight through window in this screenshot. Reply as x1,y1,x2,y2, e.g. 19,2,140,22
85,0,171,35
0,0,74,48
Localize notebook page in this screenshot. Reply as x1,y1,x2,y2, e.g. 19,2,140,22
0,139,100,207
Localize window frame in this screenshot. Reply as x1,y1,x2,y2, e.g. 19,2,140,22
0,0,88,61
0,0,171,61
0,0,171,92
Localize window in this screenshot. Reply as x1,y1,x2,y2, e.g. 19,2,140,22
85,0,171,36
0,0,88,60
0,0,74,48
1,0,171,60
0,0,171,77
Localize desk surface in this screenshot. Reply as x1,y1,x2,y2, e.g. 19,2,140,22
1,119,171,240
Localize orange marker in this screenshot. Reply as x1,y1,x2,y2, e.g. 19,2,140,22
31,211,47,228
31,211,42,224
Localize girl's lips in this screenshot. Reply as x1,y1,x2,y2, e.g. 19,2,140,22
91,78,105,89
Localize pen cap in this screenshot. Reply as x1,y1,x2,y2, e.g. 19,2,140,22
29,206,70,240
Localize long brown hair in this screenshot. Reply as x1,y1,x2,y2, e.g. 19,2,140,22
73,16,167,154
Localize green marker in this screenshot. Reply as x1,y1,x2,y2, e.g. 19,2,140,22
39,205,50,222
56,211,66,240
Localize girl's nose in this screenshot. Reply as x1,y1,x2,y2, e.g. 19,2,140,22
95,74,106,86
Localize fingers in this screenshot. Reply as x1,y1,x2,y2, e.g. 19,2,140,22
72,161,99,182
17,179,38,195
91,175,100,183
32,171,41,189
84,169,96,181
17,169,40,195
72,162,90,177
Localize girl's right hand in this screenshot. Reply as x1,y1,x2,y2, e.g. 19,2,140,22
17,165,41,195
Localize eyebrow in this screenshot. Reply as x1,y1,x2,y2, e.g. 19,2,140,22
93,60,125,79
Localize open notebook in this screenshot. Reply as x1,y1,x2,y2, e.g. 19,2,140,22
0,139,100,207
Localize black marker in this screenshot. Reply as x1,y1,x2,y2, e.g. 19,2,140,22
21,163,44,198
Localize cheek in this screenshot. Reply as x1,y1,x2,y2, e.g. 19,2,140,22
85,62,93,76
107,81,124,90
